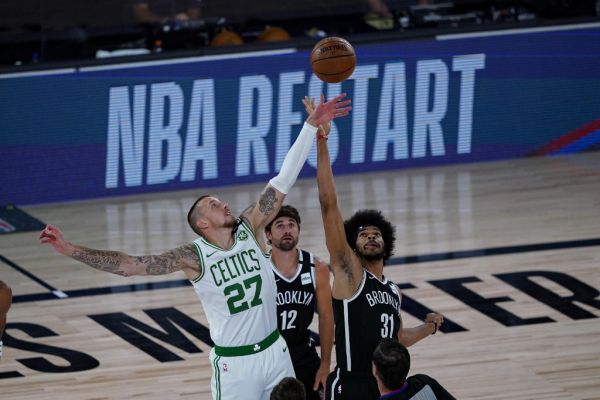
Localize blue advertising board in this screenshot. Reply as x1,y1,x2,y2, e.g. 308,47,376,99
1,23,600,205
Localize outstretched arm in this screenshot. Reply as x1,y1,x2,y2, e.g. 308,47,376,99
313,258,334,394
39,225,199,278
243,93,351,232
310,102,362,299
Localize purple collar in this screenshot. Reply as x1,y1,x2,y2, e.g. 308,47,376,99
379,382,409,399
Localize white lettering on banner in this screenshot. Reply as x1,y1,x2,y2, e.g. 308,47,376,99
307,76,341,168
181,79,218,181
105,85,146,188
348,65,379,164
235,75,272,176
147,82,184,184
275,71,305,171
453,54,486,154
103,53,485,189
372,62,409,162
413,59,449,158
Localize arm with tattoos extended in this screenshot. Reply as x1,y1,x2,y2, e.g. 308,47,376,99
39,224,198,277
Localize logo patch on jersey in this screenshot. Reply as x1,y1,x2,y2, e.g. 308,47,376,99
237,230,249,241
253,344,261,352
301,272,312,285
222,363,228,372
206,250,218,258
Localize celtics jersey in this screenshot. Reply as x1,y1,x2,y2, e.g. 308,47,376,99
333,270,402,373
190,219,278,347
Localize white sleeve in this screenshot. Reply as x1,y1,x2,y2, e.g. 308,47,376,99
269,122,318,194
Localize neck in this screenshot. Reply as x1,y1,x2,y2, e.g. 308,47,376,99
363,258,384,280
202,226,234,249
271,247,299,277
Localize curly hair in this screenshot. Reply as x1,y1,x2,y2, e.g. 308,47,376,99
344,209,396,262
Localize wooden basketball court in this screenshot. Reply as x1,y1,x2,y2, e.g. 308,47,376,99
1,152,599,399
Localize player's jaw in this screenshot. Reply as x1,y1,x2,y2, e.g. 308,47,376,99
273,235,298,251
222,209,237,228
357,240,385,261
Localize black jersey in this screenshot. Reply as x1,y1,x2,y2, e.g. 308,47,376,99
273,249,318,366
333,270,401,374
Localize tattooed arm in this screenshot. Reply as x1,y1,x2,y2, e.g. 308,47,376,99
39,225,199,277
241,185,285,233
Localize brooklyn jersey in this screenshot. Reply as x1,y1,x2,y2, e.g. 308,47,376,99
333,270,402,373
190,219,278,347
273,249,318,365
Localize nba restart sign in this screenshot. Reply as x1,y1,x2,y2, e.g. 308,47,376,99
1,25,600,205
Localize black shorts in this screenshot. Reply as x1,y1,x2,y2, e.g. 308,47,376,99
292,347,321,400
325,368,380,400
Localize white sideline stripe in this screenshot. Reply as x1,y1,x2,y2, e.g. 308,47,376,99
437,21,600,40
52,290,69,298
79,48,298,72
0,68,76,79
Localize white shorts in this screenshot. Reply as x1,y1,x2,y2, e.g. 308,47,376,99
209,333,295,400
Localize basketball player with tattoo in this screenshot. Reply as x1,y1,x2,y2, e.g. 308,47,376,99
305,96,444,400
265,205,334,400
39,93,351,400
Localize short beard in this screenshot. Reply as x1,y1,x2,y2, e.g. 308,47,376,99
224,218,237,228
356,248,384,262
274,238,298,252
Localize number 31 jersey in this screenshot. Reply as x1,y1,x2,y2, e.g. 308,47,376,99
333,270,402,373
190,219,278,347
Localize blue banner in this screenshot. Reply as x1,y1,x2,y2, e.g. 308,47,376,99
2,25,600,205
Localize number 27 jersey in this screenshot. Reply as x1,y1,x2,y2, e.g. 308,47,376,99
190,219,278,347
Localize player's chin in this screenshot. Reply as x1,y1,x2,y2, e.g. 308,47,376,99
359,249,384,261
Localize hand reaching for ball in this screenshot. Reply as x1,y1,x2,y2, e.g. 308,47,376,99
303,96,331,140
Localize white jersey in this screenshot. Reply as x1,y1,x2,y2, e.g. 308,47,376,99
191,219,278,347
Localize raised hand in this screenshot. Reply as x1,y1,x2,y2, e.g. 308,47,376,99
306,93,351,128
303,96,331,140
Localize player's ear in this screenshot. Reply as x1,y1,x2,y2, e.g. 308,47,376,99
197,217,209,230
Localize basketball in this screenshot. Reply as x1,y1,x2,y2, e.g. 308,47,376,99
310,37,356,83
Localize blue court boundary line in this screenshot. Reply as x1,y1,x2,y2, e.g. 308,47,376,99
4,237,600,304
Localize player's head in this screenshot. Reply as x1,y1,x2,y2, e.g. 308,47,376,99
372,338,410,391
187,195,236,236
344,209,395,263
264,205,301,251
270,377,306,400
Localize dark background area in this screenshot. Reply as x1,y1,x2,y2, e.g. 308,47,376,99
0,0,598,68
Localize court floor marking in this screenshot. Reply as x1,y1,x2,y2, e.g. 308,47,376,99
4,236,600,304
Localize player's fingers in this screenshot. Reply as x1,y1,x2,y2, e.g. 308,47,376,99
334,99,352,109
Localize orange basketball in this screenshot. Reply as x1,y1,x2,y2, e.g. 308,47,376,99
310,37,356,83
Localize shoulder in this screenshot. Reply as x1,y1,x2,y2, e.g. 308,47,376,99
409,374,440,385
